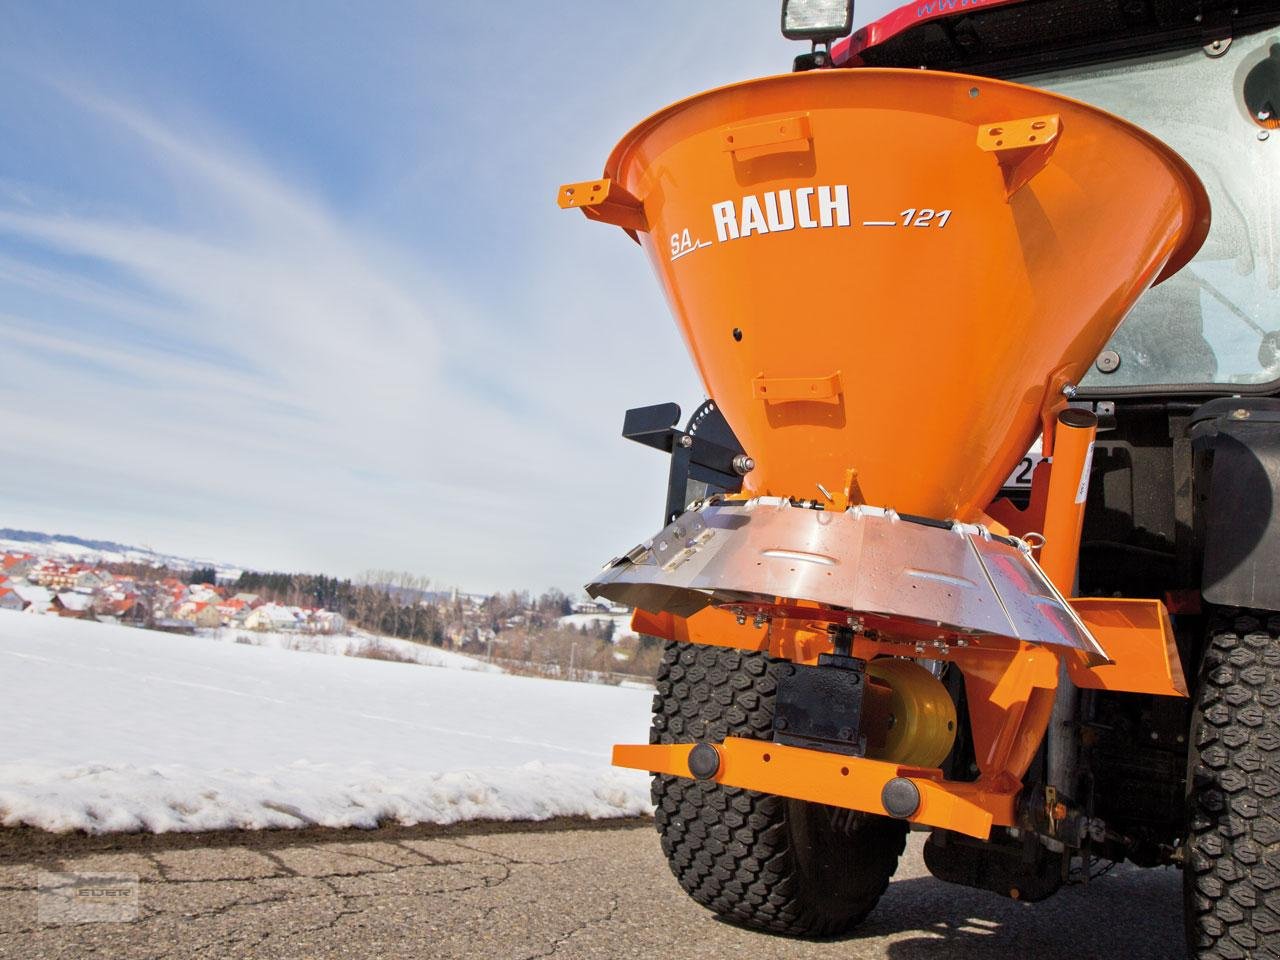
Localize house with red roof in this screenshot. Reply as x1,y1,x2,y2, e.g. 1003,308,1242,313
0,586,24,612
1,554,34,578
93,595,137,620
31,561,79,590
174,599,222,628
215,597,250,625
50,592,95,619
187,583,224,604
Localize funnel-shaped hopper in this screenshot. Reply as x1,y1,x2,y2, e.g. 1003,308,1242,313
563,70,1208,520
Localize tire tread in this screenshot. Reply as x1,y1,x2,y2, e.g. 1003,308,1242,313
650,640,906,938
1187,611,1280,959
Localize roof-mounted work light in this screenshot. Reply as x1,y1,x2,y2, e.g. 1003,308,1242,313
781,0,853,42
782,0,853,69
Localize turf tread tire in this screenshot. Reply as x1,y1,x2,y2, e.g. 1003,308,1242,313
650,640,907,938
1186,611,1280,960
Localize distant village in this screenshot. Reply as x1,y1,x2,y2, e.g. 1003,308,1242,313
0,553,349,634
0,549,637,667
0,538,655,683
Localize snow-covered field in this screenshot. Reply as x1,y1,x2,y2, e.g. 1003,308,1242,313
206,626,504,672
0,612,653,834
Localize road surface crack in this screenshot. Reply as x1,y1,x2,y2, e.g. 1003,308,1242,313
520,894,619,959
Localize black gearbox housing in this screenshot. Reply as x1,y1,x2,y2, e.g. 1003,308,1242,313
772,651,869,757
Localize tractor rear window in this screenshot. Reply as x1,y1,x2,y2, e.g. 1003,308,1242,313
1023,29,1280,389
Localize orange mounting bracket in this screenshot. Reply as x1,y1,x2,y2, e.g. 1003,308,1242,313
1065,597,1188,697
977,114,1062,199
960,644,1060,782
721,113,812,161
752,371,843,403
557,178,647,234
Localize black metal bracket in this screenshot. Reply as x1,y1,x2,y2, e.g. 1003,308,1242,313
621,401,747,524
772,627,869,757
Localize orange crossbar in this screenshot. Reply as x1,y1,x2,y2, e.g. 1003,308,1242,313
614,738,1017,840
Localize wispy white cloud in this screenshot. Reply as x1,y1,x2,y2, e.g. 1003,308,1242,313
0,86,533,570
0,1,858,590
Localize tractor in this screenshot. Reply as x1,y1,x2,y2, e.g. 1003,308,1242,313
559,1,1280,955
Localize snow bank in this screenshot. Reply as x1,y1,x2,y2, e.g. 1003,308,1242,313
0,762,647,834
0,613,653,833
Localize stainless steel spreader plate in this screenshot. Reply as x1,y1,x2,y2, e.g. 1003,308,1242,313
587,498,1108,665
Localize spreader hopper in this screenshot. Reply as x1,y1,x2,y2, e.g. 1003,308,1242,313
561,69,1208,519
563,68,1208,663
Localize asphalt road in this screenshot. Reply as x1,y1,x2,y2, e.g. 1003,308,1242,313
0,818,1185,959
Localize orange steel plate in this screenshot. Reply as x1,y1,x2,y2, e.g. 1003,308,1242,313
1066,597,1188,697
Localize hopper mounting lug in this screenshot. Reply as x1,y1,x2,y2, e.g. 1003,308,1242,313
557,178,647,235
721,113,812,161
752,371,843,404
977,114,1062,200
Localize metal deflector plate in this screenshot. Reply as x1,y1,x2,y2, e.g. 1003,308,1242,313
587,499,1108,665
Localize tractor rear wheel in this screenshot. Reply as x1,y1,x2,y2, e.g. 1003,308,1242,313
649,640,907,938
1185,611,1280,959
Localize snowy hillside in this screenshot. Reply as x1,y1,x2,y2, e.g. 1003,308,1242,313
0,528,242,579
0,613,653,833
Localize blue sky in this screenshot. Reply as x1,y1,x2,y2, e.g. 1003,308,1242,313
0,1,900,592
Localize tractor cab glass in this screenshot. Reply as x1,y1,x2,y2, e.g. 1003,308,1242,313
1024,29,1280,389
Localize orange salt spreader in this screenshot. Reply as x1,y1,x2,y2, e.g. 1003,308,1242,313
559,22,1215,938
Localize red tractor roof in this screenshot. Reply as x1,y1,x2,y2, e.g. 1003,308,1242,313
832,0,1025,66
832,0,1280,76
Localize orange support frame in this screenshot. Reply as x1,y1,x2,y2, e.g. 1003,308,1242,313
629,606,1053,834
613,738,1016,840
958,645,1059,787
621,378,1185,839
1038,408,1098,593
625,589,1185,837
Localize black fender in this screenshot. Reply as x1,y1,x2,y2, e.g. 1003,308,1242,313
1191,398,1280,612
